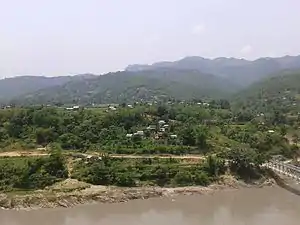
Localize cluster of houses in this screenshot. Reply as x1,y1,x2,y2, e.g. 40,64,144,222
63,100,213,113
126,119,177,140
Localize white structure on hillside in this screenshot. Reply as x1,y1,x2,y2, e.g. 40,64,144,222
135,131,144,135
66,105,80,110
147,125,156,130
158,120,166,125
160,128,166,132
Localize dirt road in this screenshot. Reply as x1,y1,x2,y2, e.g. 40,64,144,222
0,151,205,160
0,151,48,157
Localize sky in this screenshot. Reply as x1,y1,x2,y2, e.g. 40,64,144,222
1,0,300,77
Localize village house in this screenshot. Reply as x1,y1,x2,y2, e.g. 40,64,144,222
158,120,166,125
135,131,144,136
147,125,156,130
66,105,80,110
160,128,166,132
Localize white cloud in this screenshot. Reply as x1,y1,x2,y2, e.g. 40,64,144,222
240,45,253,55
192,24,206,35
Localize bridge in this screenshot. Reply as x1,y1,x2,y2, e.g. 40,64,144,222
265,160,300,182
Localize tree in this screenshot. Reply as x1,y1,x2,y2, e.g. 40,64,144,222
132,134,142,147
180,126,196,146
219,99,230,109
59,133,83,149
36,128,56,145
226,148,262,180
153,165,170,186
202,155,225,177
157,105,168,117
194,126,208,149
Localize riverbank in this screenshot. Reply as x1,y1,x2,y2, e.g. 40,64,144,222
0,176,275,210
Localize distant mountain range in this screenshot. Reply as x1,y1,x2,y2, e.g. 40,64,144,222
0,74,96,102
2,55,300,105
126,55,300,87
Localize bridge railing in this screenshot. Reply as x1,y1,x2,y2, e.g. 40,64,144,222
265,160,300,181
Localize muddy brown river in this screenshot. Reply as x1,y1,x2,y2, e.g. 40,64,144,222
1,187,300,225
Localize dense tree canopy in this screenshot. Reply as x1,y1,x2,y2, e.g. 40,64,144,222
0,97,298,191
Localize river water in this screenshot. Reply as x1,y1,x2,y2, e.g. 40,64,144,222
1,187,300,225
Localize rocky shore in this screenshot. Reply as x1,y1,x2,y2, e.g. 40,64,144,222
0,176,275,210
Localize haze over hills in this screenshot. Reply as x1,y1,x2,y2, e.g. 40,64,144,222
126,55,300,87
0,74,96,102
2,55,300,105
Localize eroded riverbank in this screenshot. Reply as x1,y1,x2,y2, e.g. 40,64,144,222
0,176,275,210
1,186,300,225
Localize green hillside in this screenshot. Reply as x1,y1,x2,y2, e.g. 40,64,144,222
233,71,300,114
10,69,238,105
0,74,96,103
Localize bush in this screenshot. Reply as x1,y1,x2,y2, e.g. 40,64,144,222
115,173,136,187
172,171,193,186
193,172,210,186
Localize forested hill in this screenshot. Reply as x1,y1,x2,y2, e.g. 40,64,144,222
126,55,300,87
0,74,96,102
9,69,238,106
3,55,300,106
233,71,300,113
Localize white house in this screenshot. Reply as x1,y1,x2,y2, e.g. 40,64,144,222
136,131,144,135
160,128,166,132
158,120,166,125
66,106,80,110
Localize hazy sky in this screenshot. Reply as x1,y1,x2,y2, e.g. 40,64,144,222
1,0,300,77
